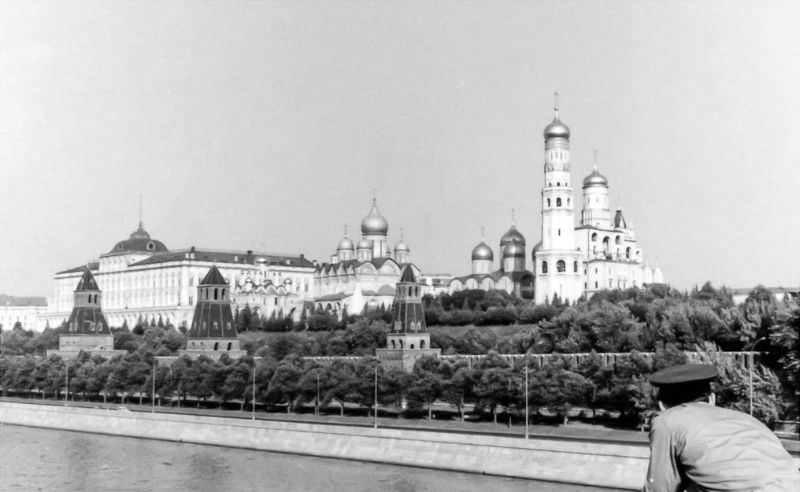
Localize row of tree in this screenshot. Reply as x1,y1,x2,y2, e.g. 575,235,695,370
0,344,783,428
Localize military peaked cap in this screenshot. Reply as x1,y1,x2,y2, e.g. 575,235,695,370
649,364,718,387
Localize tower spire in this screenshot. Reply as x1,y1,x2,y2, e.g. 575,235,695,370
593,150,598,171
138,195,143,229
344,224,348,237
400,227,404,241
480,225,485,239
372,188,377,205
511,208,516,226
553,91,559,117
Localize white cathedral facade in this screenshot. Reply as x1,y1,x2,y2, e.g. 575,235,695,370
451,99,663,304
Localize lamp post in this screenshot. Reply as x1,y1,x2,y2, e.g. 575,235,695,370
64,360,69,405
524,364,529,440
251,362,256,421
151,360,156,413
373,365,378,430
315,372,320,417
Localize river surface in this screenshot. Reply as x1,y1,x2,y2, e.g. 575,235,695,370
0,424,626,492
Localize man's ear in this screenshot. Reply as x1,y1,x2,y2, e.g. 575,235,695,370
658,400,666,411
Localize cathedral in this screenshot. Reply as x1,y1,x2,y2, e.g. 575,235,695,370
313,197,421,315
450,98,663,304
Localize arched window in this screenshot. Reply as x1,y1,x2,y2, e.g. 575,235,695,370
556,260,566,273
227,342,232,351
556,197,562,207
213,342,219,350
615,236,621,245
399,339,404,348
567,198,570,206
547,198,551,207
541,261,548,273
626,247,631,259
410,344,415,349
557,182,561,186
391,340,396,349
214,288,219,300
603,236,610,253
421,340,426,349
591,232,597,242
573,261,578,273
557,228,561,236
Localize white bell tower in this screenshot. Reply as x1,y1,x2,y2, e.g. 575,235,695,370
534,93,584,304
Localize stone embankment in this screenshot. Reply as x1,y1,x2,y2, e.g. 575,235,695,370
0,401,648,489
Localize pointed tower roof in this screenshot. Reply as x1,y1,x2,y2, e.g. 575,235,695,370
200,265,227,285
75,268,100,291
614,208,627,229
400,265,418,283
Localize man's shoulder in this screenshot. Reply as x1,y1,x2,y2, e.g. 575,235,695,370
654,402,721,425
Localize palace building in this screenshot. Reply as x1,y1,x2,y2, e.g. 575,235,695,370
313,197,422,315
451,97,663,304
44,220,315,330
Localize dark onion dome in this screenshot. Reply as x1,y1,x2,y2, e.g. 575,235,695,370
361,199,389,235
109,222,168,254
337,236,355,251
499,225,526,247
543,114,570,140
582,169,609,188
471,241,494,261
502,241,525,258
394,240,410,253
356,238,371,250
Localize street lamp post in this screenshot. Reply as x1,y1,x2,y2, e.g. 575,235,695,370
524,365,529,440
151,360,156,413
373,365,378,430
251,362,256,421
64,360,69,405
315,372,320,417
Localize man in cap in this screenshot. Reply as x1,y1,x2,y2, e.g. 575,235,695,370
643,363,799,491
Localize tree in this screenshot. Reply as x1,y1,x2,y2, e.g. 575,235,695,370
406,356,444,419
266,354,305,412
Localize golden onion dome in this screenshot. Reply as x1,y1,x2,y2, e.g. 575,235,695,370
337,236,354,251
499,225,526,247
502,241,525,258
582,169,608,188
544,116,570,140
471,241,494,261
361,200,389,235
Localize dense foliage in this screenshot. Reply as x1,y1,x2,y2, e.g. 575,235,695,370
0,283,797,426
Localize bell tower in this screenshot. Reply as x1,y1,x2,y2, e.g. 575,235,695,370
534,93,584,304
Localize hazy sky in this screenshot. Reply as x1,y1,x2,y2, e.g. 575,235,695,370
1,1,799,297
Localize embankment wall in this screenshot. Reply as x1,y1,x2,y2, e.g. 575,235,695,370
0,402,646,490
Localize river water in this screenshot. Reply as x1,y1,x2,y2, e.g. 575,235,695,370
0,424,625,491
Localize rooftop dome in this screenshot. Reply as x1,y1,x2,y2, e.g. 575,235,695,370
502,241,525,258
394,240,410,253
109,222,168,254
500,225,526,247
361,199,388,235
357,238,371,250
471,241,494,261
543,97,570,140
337,236,355,251
583,169,608,188
531,240,543,261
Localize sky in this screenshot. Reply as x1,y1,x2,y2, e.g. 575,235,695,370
1,1,799,297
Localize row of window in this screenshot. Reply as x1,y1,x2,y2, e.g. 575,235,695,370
541,260,579,274
546,197,571,208
389,338,426,349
